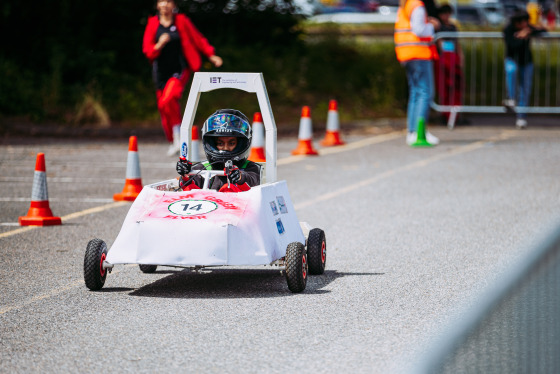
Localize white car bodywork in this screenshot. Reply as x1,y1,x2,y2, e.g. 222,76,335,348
106,179,305,266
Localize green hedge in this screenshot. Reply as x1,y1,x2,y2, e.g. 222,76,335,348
0,29,407,129
4,33,557,130
2,0,555,131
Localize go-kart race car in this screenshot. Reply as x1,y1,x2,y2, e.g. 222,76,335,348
83,72,326,293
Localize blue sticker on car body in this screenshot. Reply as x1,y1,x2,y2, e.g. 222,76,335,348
276,219,285,235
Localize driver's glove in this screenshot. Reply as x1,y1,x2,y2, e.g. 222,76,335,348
176,159,192,176
226,165,241,184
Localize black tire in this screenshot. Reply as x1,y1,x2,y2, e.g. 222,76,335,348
84,239,108,291
307,228,326,275
285,241,307,293
139,264,158,273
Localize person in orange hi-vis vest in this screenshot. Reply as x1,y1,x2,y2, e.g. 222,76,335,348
394,0,441,146
526,0,541,26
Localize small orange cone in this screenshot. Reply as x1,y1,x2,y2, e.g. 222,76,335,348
291,106,318,156
321,100,345,147
114,136,143,201
249,112,266,162
19,153,62,226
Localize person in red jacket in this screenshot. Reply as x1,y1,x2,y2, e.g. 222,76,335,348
143,0,223,156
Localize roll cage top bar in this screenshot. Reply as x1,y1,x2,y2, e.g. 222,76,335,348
180,72,278,183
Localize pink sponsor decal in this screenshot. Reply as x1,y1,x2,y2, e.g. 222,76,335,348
136,189,248,225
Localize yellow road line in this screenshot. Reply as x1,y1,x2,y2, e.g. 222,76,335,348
62,201,128,221
294,130,517,210
0,226,36,239
1,131,402,239
0,130,515,315
0,280,85,315
0,265,132,315
278,130,404,165
0,201,128,239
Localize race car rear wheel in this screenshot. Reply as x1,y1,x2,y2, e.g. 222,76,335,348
285,241,307,293
84,238,108,291
139,264,158,273
307,228,326,275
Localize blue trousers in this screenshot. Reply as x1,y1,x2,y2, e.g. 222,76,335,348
405,59,434,133
505,58,533,119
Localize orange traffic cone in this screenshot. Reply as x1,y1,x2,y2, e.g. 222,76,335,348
321,99,345,146
249,112,266,162
114,136,143,201
191,125,201,162
291,106,318,156
19,153,62,226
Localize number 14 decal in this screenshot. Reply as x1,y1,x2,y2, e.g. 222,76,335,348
168,199,218,216
182,203,202,211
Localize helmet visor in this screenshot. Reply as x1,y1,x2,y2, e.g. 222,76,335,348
205,114,251,137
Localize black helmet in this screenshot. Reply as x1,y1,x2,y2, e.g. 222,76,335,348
201,109,252,164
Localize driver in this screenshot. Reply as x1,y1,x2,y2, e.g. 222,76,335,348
176,109,261,190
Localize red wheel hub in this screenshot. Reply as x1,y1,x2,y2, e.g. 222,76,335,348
302,254,307,279
99,253,106,277
321,241,326,264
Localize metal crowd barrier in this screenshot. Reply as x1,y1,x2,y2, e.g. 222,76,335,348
431,31,560,129
409,219,560,374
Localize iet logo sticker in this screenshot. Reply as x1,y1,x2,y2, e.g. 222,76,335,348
181,142,188,157
208,76,248,89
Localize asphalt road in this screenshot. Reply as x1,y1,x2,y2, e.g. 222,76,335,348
1,125,560,373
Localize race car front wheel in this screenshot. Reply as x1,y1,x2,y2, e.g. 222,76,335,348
307,228,326,275
139,264,158,273
285,241,307,293
84,238,108,291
